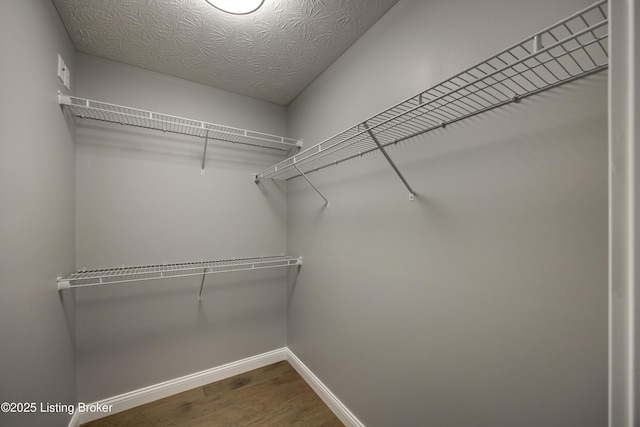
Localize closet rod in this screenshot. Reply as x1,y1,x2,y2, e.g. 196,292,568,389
57,255,303,291
255,0,608,186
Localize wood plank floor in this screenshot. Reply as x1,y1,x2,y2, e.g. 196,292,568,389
81,361,344,427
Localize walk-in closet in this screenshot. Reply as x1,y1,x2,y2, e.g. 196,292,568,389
1,0,637,426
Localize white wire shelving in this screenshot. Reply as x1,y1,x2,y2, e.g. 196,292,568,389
255,0,609,202
57,255,303,300
59,95,302,165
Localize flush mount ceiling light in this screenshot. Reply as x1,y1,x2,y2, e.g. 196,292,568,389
206,0,265,15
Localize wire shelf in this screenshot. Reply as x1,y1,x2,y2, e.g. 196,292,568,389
256,0,608,181
60,96,302,152
57,255,303,290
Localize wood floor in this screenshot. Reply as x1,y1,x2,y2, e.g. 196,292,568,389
81,361,344,427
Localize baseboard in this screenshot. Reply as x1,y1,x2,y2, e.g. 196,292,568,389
67,409,80,427
76,347,287,425
73,347,363,427
286,349,365,427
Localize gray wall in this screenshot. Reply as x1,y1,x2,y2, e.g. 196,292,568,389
0,1,77,427
286,0,608,426
0,1,610,425
74,54,290,402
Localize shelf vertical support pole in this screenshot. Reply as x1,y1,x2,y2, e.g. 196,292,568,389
293,162,329,206
363,122,415,201
201,134,209,174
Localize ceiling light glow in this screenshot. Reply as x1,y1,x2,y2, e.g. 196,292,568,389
206,0,265,15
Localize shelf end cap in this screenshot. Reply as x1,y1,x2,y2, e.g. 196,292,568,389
58,94,72,106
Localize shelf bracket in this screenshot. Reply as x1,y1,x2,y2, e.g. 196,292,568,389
293,162,329,206
198,267,207,301
286,139,303,157
363,122,415,201
201,135,209,174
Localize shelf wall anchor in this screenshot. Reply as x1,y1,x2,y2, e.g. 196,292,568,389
363,122,415,201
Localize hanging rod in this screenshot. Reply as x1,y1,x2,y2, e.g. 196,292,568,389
59,95,302,153
57,255,303,292
255,0,608,186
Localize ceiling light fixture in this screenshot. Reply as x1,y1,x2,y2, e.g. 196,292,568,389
206,0,265,15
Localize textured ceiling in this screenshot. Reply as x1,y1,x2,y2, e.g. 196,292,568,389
53,0,399,105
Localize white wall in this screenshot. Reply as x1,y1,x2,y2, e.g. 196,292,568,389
0,1,77,426
74,54,290,402
286,0,608,426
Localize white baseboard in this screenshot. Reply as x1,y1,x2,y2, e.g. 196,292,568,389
72,347,363,427
75,347,287,425
285,349,365,427
67,409,80,427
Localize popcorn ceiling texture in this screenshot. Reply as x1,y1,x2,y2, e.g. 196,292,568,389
52,0,399,105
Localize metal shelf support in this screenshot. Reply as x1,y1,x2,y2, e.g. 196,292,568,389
293,162,329,206
198,267,207,301
57,255,303,300
201,135,209,174
363,122,415,201
59,95,303,155
255,0,609,198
